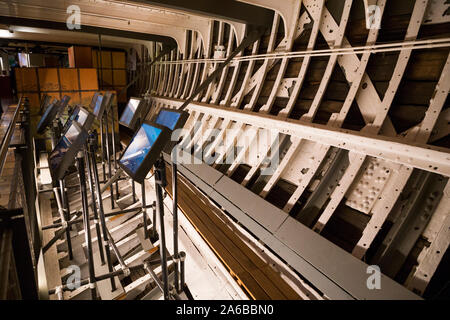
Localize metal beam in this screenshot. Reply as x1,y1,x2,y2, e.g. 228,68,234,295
153,96,450,177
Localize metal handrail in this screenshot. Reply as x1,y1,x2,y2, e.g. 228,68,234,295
0,95,24,176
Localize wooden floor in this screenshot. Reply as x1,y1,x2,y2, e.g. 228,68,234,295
164,164,301,300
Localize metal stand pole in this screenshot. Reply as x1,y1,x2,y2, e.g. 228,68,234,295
85,147,105,265
172,161,180,292
132,180,136,203
142,179,148,239
180,251,186,291
76,151,97,300
88,132,116,291
154,156,170,300
59,180,73,260
110,103,119,198
50,120,59,149
104,110,115,208
152,201,157,239
100,117,106,182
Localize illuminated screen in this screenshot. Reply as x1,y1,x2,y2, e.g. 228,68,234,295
62,107,79,133
76,109,88,126
119,123,162,174
49,136,71,173
60,96,70,107
40,103,56,123
65,123,80,144
155,110,181,130
37,103,57,133
49,123,81,173
120,98,141,126
93,95,104,117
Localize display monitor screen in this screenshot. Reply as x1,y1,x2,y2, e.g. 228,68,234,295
155,109,182,130
49,122,88,181
37,102,58,134
56,95,71,117
119,98,142,128
92,94,104,118
76,108,89,127
62,106,80,133
49,135,71,174
120,123,162,174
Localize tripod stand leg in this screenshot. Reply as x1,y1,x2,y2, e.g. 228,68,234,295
142,179,149,239
76,152,97,300
88,135,117,292
85,148,105,265
104,110,115,209
172,162,180,292
154,158,170,300
59,180,73,260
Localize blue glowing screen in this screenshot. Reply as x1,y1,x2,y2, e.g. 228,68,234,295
38,103,56,126
120,98,140,126
75,109,88,126
93,95,103,117
119,123,162,174
49,123,80,172
155,109,181,130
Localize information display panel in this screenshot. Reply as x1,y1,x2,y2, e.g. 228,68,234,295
61,106,80,134
37,102,59,134
56,95,71,118
154,108,189,153
92,91,114,120
39,94,51,115
49,121,89,181
119,121,170,182
119,97,144,130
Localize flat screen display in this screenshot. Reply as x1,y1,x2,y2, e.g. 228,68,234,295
49,122,88,181
62,106,80,133
76,108,89,127
37,102,58,134
119,98,141,128
119,123,162,174
49,135,71,174
155,109,182,130
56,95,71,117
92,94,104,118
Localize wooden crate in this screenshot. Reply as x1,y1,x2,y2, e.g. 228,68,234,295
59,68,80,91
68,46,93,68
79,68,99,91
38,68,59,91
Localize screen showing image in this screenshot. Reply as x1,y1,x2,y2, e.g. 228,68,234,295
62,107,80,134
60,95,70,108
40,103,56,123
119,123,162,174
155,109,181,130
76,108,89,127
56,95,71,117
120,98,141,126
37,103,57,133
49,136,71,173
93,95,104,117
65,123,80,144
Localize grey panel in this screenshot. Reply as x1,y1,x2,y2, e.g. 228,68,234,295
167,153,420,300
208,190,354,300
275,217,420,300
213,175,288,233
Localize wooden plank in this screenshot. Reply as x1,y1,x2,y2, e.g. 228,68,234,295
165,165,301,300
178,169,302,300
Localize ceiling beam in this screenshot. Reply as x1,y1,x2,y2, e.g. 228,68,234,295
130,0,273,26
0,16,176,48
